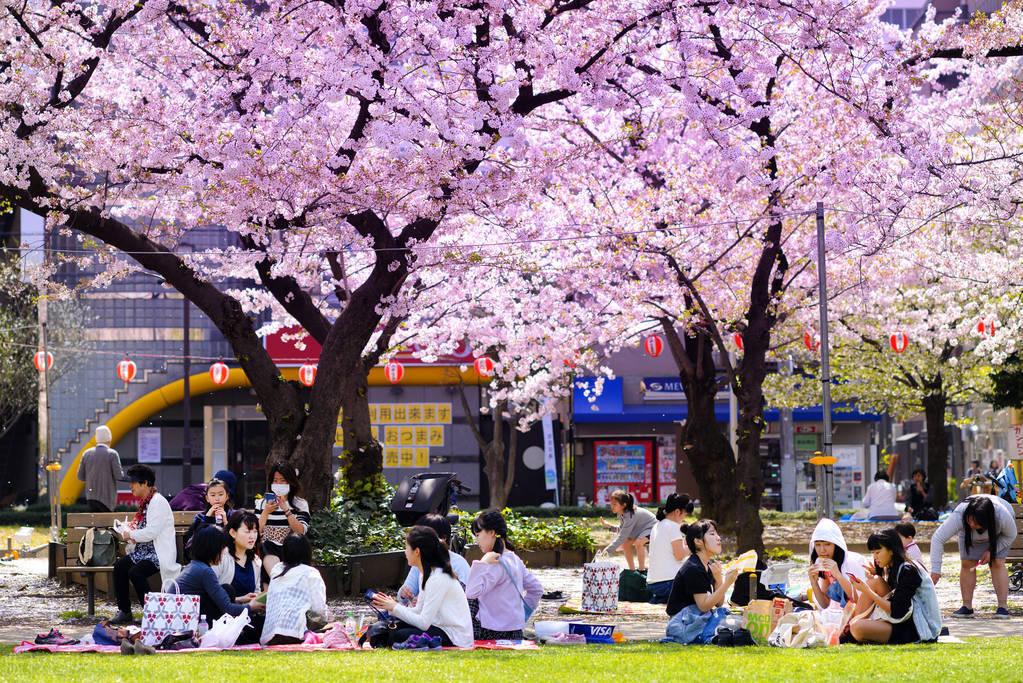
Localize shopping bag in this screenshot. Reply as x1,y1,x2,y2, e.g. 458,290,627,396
767,611,828,648
743,597,791,645
618,569,652,602
141,581,201,646
200,610,251,649
581,561,619,612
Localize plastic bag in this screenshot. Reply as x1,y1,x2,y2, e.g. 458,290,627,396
722,550,759,574
200,610,251,649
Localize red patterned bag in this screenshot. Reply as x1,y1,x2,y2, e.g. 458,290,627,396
141,580,201,646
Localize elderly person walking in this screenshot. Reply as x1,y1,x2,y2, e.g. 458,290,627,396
76,425,125,513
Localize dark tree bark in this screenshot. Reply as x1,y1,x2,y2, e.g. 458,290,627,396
921,388,950,510
456,382,517,509
660,321,738,532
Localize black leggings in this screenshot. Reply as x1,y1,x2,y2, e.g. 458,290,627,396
113,557,158,613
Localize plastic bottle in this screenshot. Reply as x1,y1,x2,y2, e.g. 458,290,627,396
344,611,356,641
197,615,209,638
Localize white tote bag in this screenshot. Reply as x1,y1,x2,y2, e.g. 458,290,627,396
141,580,202,646
581,561,620,612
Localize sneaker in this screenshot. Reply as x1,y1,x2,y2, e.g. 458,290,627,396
993,607,1011,619
392,633,441,651
133,640,157,655
951,606,975,618
109,611,135,625
120,639,135,656
35,628,79,646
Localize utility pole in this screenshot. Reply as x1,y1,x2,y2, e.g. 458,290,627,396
814,202,836,520
182,296,192,483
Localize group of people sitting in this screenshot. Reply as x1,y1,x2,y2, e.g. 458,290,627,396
107,460,542,648
600,487,1017,646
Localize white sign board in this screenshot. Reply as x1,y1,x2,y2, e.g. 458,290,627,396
137,427,162,464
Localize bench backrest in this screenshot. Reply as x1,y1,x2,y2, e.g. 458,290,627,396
67,511,200,528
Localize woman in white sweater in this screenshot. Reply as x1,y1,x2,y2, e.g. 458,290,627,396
260,535,328,645
372,526,473,649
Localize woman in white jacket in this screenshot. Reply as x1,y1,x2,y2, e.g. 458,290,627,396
372,526,474,649
260,535,328,645
110,465,181,625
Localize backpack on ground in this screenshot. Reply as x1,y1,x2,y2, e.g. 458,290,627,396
79,527,117,566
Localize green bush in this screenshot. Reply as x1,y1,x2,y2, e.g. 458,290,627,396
456,508,595,552
309,477,405,567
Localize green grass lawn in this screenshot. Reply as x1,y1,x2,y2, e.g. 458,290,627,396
3,638,1021,682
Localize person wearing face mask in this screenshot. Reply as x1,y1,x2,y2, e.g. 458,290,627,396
662,519,739,644
256,461,310,580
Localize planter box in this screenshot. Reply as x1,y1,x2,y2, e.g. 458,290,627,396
316,550,409,597
462,545,594,567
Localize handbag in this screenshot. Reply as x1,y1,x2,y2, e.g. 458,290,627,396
581,560,619,613
498,556,536,621
141,580,201,647
617,569,652,603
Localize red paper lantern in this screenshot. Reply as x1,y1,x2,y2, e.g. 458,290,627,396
117,357,137,383
33,351,54,372
976,318,997,337
474,357,495,378
803,330,821,352
733,333,744,351
384,360,405,384
298,363,317,387
889,331,909,354
209,361,230,385
643,335,664,357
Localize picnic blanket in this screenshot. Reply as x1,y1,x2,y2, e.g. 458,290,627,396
558,598,666,616
14,639,537,654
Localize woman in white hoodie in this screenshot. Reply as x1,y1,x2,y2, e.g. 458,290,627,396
110,465,180,625
372,526,474,649
808,518,867,609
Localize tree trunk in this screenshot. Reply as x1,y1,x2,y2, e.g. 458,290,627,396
483,400,509,509
662,323,739,532
922,391,949,510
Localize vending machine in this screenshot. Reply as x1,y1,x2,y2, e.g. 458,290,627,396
594,440,655,504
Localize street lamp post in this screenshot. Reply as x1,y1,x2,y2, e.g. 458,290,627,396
814,202,836,520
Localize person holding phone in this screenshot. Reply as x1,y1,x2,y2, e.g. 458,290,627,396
663,519,738,644
256,461,310,580
847,529,941,644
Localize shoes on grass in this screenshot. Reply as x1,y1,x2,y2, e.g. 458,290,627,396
951,606,975,618
392,633,442,650
993,607,1011,619
34,628,79,646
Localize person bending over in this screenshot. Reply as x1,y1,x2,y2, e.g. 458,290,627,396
600,490,657,571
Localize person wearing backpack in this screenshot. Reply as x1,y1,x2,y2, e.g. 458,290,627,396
465,510,543,640
76,425,124,513
847,529,941,644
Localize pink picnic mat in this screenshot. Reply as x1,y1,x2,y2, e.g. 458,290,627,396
15,639,536,653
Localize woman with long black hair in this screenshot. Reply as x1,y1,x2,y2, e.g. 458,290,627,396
600,489,657,571
256,461,311,578
929,494,1017,618
372,526,473,649
848,529,941,644
646,493,694,603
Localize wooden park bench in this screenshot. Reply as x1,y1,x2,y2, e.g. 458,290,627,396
57,511,199,616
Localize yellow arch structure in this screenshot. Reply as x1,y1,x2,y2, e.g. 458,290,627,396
59,365,483,504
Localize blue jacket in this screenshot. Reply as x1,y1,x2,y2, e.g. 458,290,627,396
172,560,245,617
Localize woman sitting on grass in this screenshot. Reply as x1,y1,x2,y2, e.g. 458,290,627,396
372,525,474,649
465,510,543,640
847,529,941,644
808,518,867,609
662,520,738,644
600,490,657,571
646,493,694,604
172,527,258,622
223,511,263,598
260,535,328,646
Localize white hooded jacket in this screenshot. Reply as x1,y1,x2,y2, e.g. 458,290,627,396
809,518,867,605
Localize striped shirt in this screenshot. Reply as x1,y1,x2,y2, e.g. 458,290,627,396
255,496,311,550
